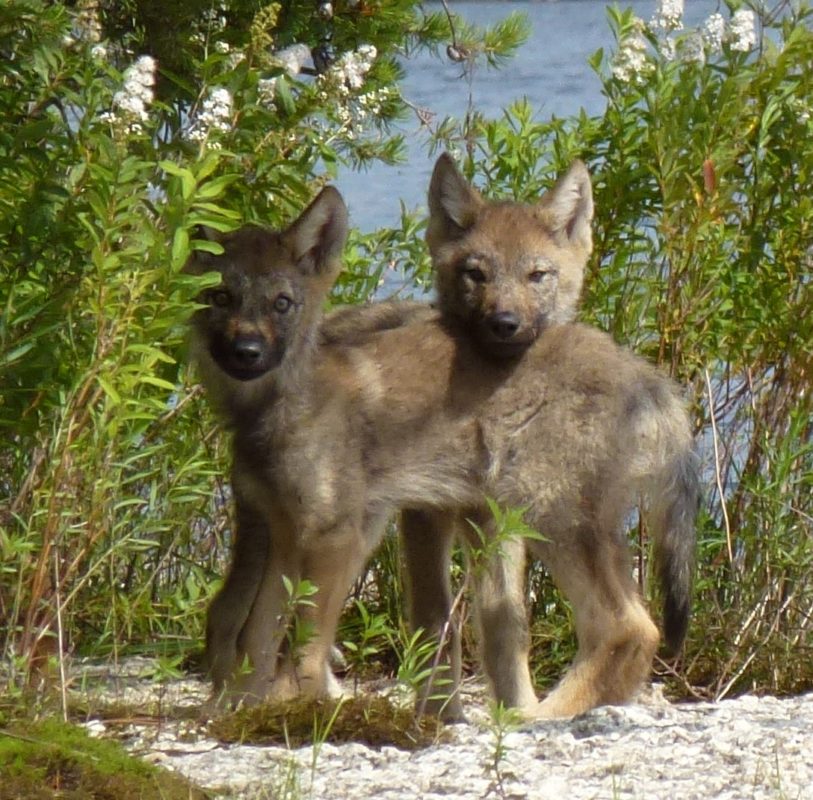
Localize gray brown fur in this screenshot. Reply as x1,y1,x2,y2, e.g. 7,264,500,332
192,180,698,720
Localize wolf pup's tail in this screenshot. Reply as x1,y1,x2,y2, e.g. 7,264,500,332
651,444,701,654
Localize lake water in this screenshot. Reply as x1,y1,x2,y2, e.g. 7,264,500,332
337,0,720,232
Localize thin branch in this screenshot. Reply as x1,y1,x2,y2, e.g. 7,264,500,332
705,368,734,569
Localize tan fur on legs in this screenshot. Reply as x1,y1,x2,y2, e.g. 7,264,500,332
401,509,464,721
229,516,298,705
466,524,538,714
530,534,660,719
269,522,376,702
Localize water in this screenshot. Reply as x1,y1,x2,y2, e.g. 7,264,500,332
336,0,720,232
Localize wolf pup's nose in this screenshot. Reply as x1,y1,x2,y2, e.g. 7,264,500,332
489,311,520,340
233,336,265,365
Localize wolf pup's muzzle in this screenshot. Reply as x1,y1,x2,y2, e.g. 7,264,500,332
479,311,536,358
212,333,281,381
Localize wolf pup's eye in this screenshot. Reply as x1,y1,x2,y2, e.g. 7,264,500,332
209,289,231,307
528,270,548,284
273,294,293,313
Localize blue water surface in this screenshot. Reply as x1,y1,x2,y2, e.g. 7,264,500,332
335,0,720,232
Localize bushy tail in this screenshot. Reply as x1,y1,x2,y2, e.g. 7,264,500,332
652,444,701,654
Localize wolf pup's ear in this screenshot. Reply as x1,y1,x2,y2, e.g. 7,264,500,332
426,153,483,251
541,160,593,253
288,186,349,279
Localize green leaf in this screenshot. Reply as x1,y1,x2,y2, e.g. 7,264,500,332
196,174,239,199
97,375,121,406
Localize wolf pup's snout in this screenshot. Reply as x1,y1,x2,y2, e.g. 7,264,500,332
488,311,521,340
210,331,275,381
231,335,267,369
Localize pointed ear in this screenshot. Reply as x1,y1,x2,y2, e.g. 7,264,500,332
287,186,349,278
541,160,593,252
426,153,483,251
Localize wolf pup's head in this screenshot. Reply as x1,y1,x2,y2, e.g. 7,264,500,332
426,154,593,358
186,186,348,383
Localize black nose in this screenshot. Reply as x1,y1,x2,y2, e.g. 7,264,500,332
232,336,265,366
488,312,520,340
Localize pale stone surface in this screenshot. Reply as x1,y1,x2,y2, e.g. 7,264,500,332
74,659,813,800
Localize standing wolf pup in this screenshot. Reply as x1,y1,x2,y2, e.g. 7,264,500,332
192,177,698,721
401,154,598,715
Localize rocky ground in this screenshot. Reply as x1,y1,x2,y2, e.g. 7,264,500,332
77,659,813,800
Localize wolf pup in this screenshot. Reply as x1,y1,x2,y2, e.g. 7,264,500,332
400,154,599,714
191,186,698,721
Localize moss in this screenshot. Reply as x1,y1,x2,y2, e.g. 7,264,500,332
0,719,210,800
209,694,446,751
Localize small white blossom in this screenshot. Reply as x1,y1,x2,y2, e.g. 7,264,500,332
651,0,684,34
275,43,312,77
72,2,102,44
702,13,726,53
729,9,757,52
356,44,377,66
112,92,147,120
121,56,156,107
90,43,108,61
184,86,233,143
358,86,393,116
214,40,230,54
611,21,653,84
659,36,677,62
201,8,228,33
329,44,377,90
101,54,157,133
227,51,246,70
681,31,706,65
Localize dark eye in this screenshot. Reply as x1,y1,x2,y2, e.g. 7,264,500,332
463,267,487,284
209,289,231,307
274,294,293,313
528,270,547,284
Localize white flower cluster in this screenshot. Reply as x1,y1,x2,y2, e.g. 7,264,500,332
702,13,726,52
651,0,684,34
647,6,758,68
326,44,377,92
728,9,758,52
68,1,102,45
100,55,156,134
611,21,652,84
184,87,233,146
680,31,706,65
357,87,394,118
310,44,379,138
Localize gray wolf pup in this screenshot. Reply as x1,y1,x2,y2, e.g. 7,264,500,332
191,181,698,720
399,154,697,718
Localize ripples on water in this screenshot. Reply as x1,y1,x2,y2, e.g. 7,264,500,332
337,0,719,232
